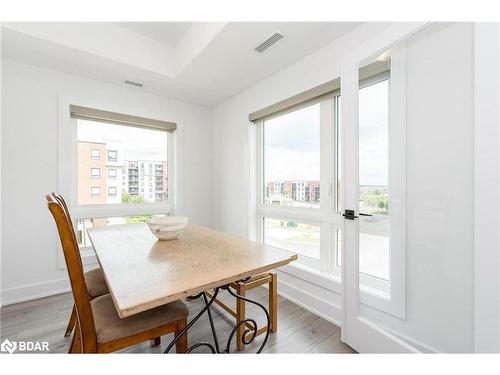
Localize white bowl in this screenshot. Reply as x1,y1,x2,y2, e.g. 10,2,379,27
147,217,188,240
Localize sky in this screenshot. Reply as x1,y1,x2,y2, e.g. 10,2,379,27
77,120,168,161
359,80,389,186
264,103,321,182
264,79,389,186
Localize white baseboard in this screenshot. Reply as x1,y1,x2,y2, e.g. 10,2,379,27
276,278,342,328
1,278,71,306
390,330,439,353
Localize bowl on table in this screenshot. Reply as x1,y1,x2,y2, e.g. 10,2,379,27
147,216,189,240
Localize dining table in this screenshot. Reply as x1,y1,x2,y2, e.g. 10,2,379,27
87,222,297,353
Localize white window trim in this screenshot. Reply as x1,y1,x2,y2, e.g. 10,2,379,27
255,97,344,282
57,95,177,269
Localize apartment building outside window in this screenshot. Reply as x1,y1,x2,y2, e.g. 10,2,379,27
60,103,176,254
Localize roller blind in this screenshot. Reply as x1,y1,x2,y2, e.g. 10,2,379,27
70,105,177,132
249,78,340,123
249,60,390,123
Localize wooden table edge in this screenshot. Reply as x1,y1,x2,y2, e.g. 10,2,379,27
117,254,298,318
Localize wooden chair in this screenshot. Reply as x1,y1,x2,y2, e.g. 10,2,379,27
47,193,188,353
50,193,110,338
206,272,277,351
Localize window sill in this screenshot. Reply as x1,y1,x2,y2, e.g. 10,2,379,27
278,262,342,294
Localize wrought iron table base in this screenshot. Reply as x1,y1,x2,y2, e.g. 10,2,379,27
164,284,270,354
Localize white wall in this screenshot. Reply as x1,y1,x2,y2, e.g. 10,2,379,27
358,23,474,353
212,22,474,353
474,23,500,353
0,59,213,304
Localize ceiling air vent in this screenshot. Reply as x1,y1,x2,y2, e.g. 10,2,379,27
254,32,284,53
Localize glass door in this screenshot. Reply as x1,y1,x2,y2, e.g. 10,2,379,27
340,23,426,353
342,22,474,353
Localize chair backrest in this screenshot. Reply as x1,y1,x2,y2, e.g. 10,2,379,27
51,193,84,270
46,193,97,352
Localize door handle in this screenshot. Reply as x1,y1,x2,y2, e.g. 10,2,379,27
343,210,373,220
343,209,358,220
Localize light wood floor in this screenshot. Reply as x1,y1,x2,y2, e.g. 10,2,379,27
0,286,355,354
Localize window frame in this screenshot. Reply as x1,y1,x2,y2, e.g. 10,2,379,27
348,47,407,318
252,50,406,316
58,96,177,267
255,94,344,276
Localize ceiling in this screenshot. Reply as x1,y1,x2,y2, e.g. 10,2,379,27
116,22,193,46
1,22,363,106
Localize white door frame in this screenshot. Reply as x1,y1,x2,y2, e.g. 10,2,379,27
340,22,429,353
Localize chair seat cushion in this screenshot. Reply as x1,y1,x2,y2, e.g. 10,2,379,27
84,268,109,298
91,294,188,343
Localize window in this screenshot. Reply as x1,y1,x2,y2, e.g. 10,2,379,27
255,92,341,272
77,119,170,205
263,104,320,209
264,218,320,260
91,168,100,179
332,70,393,295
91,149,100,160
108,168,117,179
60,103,176,255
108,150,117,161
358,78,390,282
91,187,100,197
